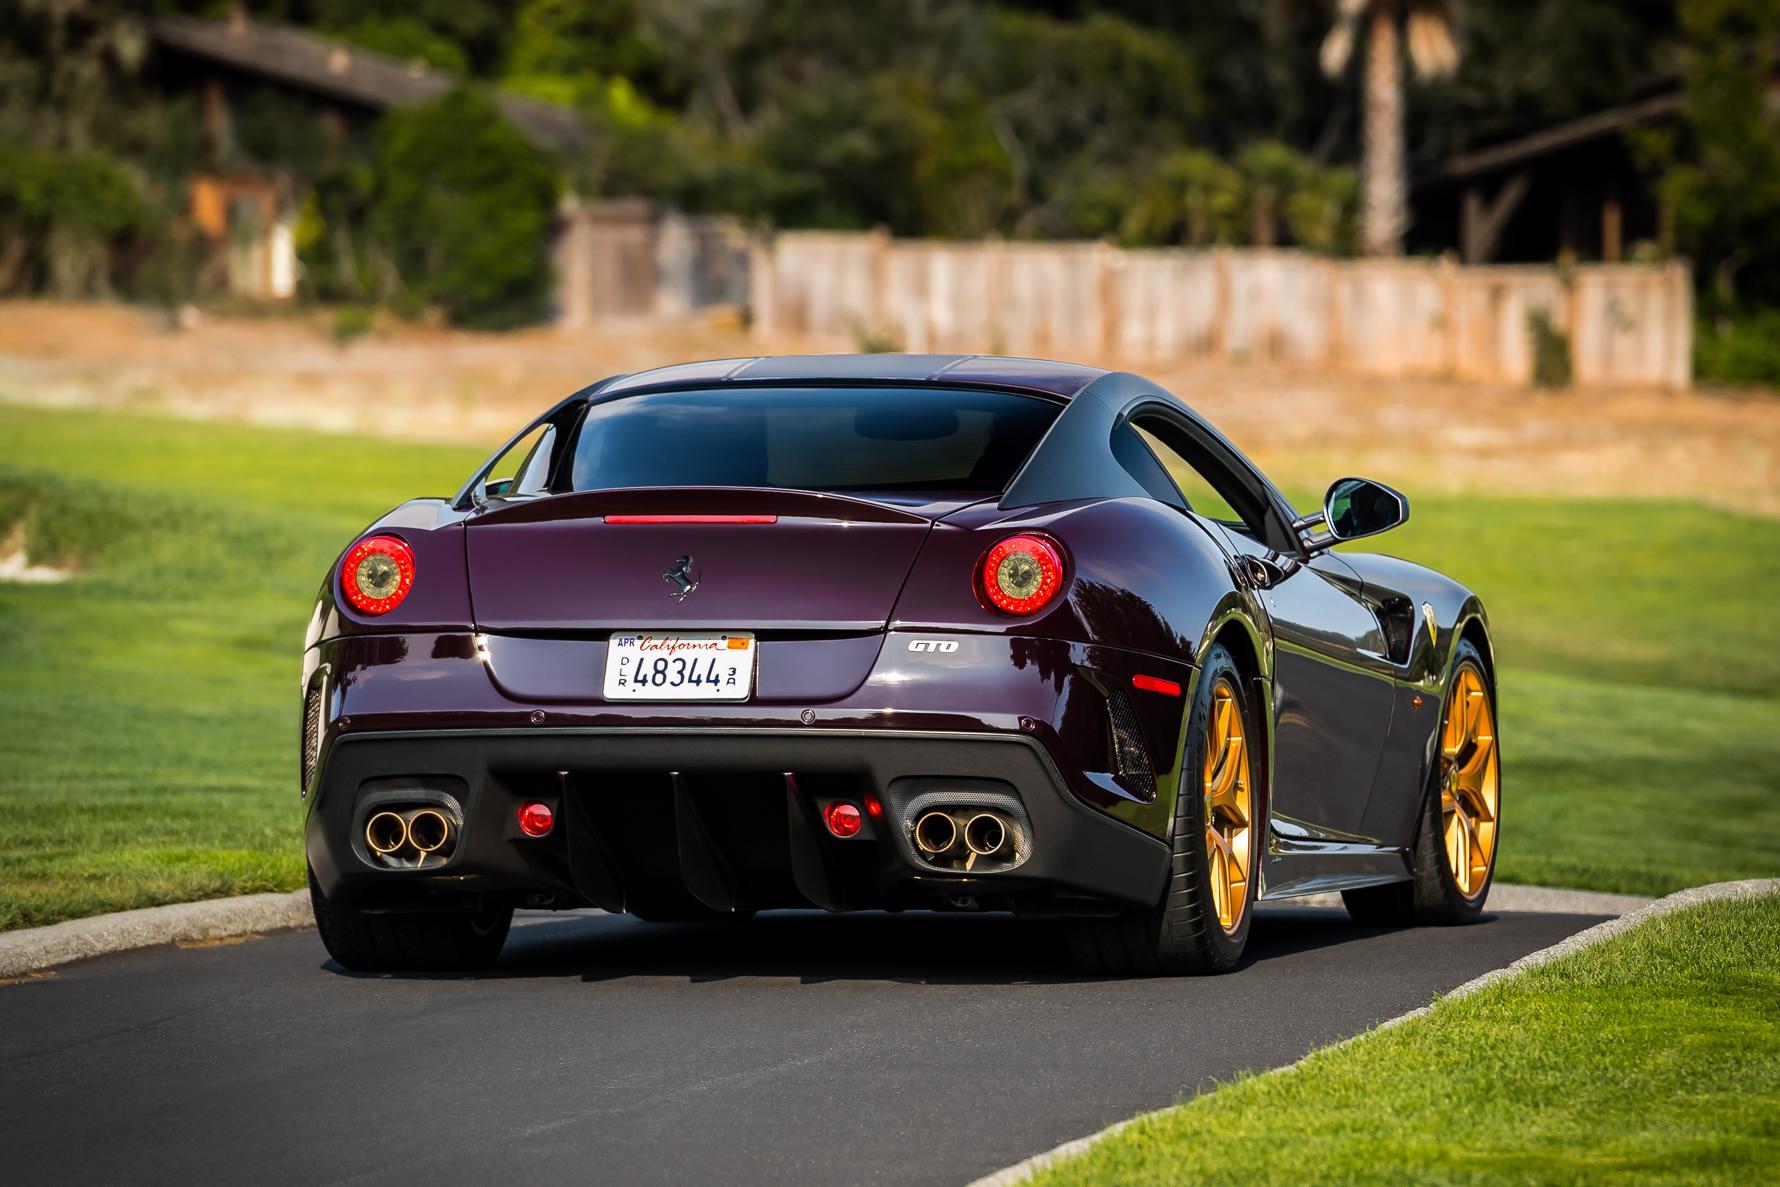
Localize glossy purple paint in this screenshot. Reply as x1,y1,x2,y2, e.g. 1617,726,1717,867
300,355,1491,927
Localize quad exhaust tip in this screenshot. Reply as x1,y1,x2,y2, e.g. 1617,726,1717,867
913,808,1016,868
363,806,456,864
365,810,409,855
963,812,1008,857
407,809,451,853
913,810,958,855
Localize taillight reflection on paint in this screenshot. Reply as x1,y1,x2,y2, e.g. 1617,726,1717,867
979,534,1066,616
340,535,415,616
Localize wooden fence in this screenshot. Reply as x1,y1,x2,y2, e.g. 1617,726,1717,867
554,200,751,329
750,230,1693,388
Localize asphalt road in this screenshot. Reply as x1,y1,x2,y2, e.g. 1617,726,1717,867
0,905,1604,1186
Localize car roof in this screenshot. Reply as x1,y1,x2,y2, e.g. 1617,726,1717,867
595,354,1109,400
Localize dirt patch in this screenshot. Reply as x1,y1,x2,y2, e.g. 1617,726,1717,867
0,522,74,584
4,299,1777,515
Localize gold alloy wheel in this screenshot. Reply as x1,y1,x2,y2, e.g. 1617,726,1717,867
1202,677,1253,933
1439,665,1500,899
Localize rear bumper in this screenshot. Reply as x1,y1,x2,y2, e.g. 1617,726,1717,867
305,726,1172,913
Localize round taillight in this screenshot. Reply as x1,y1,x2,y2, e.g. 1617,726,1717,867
340,535,415,616
979,534,1066,616
517,801,555,837
823,801,863,839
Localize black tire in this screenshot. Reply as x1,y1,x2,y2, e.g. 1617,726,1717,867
309,866,513,972
1341,639,1498,927
1067,643,1261,976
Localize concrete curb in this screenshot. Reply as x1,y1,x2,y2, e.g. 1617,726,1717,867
0,881,1649,981
0,890,312,979
966,877,1780,1187
1276,882,1652,917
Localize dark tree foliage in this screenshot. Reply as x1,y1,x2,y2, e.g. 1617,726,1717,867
23,0,1780,347
369,88,559,328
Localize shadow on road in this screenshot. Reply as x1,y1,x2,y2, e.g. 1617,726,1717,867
329,903,1468,986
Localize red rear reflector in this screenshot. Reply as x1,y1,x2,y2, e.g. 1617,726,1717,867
516,801,555,837
823,801,863,838
602,515,778,524
864,793,883,818
1132,674,1182,697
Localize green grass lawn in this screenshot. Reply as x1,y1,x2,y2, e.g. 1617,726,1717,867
0,403,1775,927
1029,892,1780,1186
0,407,484,929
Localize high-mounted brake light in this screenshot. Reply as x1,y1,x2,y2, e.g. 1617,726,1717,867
979,534,1066,616
340,535,415,616
602,515,778,524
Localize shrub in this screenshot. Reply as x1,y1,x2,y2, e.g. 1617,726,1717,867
855,326,902,354
0,146,151,298
1695,308,1780,388
331,304,376,346
1285,165,1359,255
370,88,561,329
1529,309,1573,388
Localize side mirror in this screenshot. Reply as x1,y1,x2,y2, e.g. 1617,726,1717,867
1321,477,1409,543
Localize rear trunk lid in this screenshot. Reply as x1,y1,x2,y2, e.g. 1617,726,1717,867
464,488,973,635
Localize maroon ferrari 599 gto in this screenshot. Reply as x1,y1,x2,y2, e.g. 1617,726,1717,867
300,355,1499,975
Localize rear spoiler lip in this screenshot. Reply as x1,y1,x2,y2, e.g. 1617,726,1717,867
464,486,968,527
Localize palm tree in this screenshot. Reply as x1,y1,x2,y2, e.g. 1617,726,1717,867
1320,0,1458,256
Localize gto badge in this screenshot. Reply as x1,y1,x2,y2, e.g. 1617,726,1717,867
908,639,959,653
662,555,700,602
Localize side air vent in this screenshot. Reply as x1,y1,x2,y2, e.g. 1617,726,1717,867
1374,596,1415,665
300,681,324,795
1104,686,1157,801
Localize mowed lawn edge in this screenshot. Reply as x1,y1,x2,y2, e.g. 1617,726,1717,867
1023,890,1780,1187
0,404,1776,927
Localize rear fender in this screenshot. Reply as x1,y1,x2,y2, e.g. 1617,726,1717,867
891,497,1234,658
304,499,474,651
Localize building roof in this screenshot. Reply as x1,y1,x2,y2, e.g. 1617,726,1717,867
599,355,1110,399
148,14,589,154
1434,91,1682,181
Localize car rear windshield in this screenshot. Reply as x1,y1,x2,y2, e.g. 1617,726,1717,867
566,386,1060,494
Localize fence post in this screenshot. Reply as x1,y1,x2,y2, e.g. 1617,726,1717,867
1098,239,1120,363
1212,248,1231,360
986,236,1007,354
748,235,775,340
868,225,892,342
1439,253,1460,377
1668,259,1693,390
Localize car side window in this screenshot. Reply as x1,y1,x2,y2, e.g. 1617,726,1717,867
1131,424,1243,523
1110,422,1187,510
484,425,556,498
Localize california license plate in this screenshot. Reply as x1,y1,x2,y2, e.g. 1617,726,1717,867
603,632,755,701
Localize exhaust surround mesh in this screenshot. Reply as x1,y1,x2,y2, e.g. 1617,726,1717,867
301,682,324,793
1105,686,1157,801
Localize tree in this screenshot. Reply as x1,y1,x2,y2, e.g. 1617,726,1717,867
1237,141,1307,248
1121,149,1243,248
370,88,561,328
1320,0,1458,255
1637,0,1780,310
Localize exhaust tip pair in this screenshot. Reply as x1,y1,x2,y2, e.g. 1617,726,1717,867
914,809,1010,859
364,808,453,859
